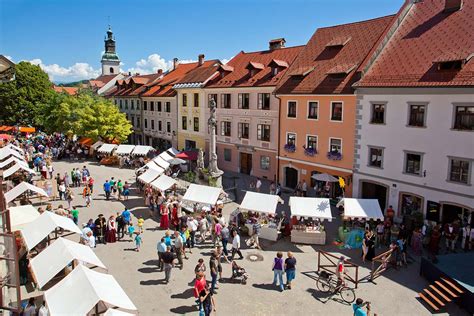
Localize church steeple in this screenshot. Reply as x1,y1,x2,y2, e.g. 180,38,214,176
101,25,120,75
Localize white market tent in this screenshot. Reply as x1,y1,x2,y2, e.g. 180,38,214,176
154,156,170,169
97,144,118,154
150,175,176,192
3,163,36,178
5,143,24,154
115,144,136,155
166,147,180,156
132,145,153,156
44,265,137,315
9,205,40,231
158,151,174,162
239,191,283,215
137,169,163,184
0,147,24,160
91,141,104,150
4,182,49,203
338,198,384,221
182,184,223,205
289,197,333,221
30,237,106,289
104,309,137,316
0,156,28,169
21,211,82,250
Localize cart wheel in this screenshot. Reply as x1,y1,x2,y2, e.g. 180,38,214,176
340,287,355,303
316,279,330,293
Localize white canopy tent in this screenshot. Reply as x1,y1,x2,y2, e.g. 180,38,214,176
289,197,333,221
97,144,117,154
239,191,283,215
91,141,104,150
9,205,40,231
104,309,137,316
4,143,24,154
153,156,170,169
0,156,28,169
3,163,36,178
158,151,174,162
44,265,137,315
166,147,180,156
4,182,49,203
311,173,339,182
137,169,163,184
337,198,384,221
21,211,82,250
150,175,177,192
30,237,106,289
115,144,136,155
0,147,24,160
169,158,186,165
182,184,224,205
132,145,153,156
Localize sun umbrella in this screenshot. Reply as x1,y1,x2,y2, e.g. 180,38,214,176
0,134,12,141
169,158,186,165
311,173,339,182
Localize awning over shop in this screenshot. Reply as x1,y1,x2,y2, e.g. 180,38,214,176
338,198,384,221
289,197,333,221
182,184,224,205
0,157,28,169
19,126,36,133
3,163,36,178
78,137,94,147
0,147,24,160
4,143,23,154
115,144,136,155
153,156,170,169
150,175,176,192
91,141,104,150
158,151,174,162
9,205,40,232
21,211,82,250
239,191,283,215
44,265,137,315
0,126,14,132
4,182,49,203
143,160,165,173
176,150,198,160
137,169,163,184
311,173,339,182
97,143,118,154
30,237,106,289
132,145,153,156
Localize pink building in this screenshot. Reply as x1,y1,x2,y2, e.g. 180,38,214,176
204,39,302,180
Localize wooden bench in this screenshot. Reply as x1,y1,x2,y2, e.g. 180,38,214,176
419,292,440,311
441,278,464,294
423,289,445,306
429,285,452,302
435,281,459,298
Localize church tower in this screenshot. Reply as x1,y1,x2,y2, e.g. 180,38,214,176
101,26,120,75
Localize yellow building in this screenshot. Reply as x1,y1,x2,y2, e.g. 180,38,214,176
173,55,220,151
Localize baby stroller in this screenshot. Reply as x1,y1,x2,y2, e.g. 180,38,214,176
231,261,249,284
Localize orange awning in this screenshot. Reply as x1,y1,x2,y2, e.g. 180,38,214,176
78,137,94,147
19,127,36,133
3,126,14,132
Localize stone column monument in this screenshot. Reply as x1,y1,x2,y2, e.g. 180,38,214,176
208,98,223,187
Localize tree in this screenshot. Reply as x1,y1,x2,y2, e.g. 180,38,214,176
0,61,54,126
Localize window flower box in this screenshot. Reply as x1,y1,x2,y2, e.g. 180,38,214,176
284,143,296,153
327,151,342,160
304,147,317,157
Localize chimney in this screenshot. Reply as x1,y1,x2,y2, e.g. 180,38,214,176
269,38,286,50
198,54,205,66
128,71,131,76
157,69,163,75
173,58,179,70
444,0,463,12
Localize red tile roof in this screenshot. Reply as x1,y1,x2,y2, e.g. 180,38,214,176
175,60,221,85
206,46,303,88
53,85,79,95
358,0,474,87
90,74,117,87
107,73,162,97
275,15,394,95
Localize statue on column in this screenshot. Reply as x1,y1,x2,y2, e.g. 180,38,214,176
208,98,223,181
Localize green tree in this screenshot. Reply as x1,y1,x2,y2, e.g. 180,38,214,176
0,61,54,126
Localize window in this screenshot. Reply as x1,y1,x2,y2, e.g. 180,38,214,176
157,101,162,112
371,103,385,124
150,101,154,112
158,120,162,131
194,93,199,107
257,124,270,142
130,116,134,127
221,121,231,136
449,158,471,184
286,133,296,146
308,102,318,119
193,117,199,132
453,105,474,130
287,101,297,118
260,156,270,170
221,94,231,108
182,116,187,130
439,60,462,71
136,116,141,128
131,100,134,110
167,121,171,133
368,147,383,168
238,122,249,139
238,93,250,109
258,93,270,110
408,104,426,127
142,101,147,111
307,135,317,150
329,138,342,153
124,99,128,109
208,94,218,107
182,94,187,106
331,102,343,121
165,102,171,113
114,99,118,105
224,148,232,162
405,152,422,176
151,120,155,130
136,100,140,110
144,119,148,129
119,99,122,108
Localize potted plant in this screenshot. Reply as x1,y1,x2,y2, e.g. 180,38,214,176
303,146,317,157
327,151,342,160
284,143,296,153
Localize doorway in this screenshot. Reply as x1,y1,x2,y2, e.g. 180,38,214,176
240,152,252,175
185,140,196,150
442,203,472,225
360,181,388,210
285,167,298,189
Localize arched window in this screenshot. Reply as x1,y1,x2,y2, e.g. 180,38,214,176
110,67,114,74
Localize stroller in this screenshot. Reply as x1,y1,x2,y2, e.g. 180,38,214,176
231,261,249,284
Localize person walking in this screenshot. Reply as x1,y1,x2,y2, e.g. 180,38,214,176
194,258,206,278
284,251,296,289
117,180,124,200
209,251,219,294
187,216,198,248
231,230,244,260
65,187,74,209
103,180,111,200
199,287,216,316
272,252,285,291
82,185,92,207
106,215,117,243
353,298,371,316
161,246,175,284
301,179,308,197
58,182,66,200
116,212,126,240
221,224,230,258
135,232,143,252
174,231,184,269
71,207,79,225
157,237,167,271
88,177,94,193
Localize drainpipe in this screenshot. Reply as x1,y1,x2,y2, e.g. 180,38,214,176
274,93,282,184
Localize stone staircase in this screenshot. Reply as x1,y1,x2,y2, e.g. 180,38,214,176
418,277,465,312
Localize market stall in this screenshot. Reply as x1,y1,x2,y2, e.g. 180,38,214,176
158,151,174,162
9,205,40,232
150,175,177,192
0,146,24,160
239,191,284,241
132,145,154,156
0,156,28,169
289,197,332,245
97,143,118,154
137,169,163,184
153,156,171,170
166,147,180,156
182,184,224,210
4,181,49,204
115,144,136,156
3,163,36,179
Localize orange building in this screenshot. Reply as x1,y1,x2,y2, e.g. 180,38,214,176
274,16,394,197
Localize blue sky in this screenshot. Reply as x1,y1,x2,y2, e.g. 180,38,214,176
1,0,403,82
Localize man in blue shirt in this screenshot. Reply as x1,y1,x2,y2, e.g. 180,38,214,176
103,180,111,200
122,208,131,225
353,298,370,316
157,237,167,271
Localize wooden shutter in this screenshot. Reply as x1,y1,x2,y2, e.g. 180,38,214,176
238,123,242,138
257,124,262,140
258,94,263,109
238,94,242,109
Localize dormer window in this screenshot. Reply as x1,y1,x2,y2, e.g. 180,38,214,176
438,60,463,70
272,68,279,76
218,64,234,79
326,64,357,77
433,53,471,71
268,59,288,77
246,62,264,77
289,66,315,77
326,37,351,48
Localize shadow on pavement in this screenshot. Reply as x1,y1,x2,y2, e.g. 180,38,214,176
169,305,198,314
252,283,279,291
140,279,167,286
143,259,160,266
138,267,160,274
170,288,195,299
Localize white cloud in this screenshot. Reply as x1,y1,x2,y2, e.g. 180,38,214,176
28,59,100,82
125,53,197,75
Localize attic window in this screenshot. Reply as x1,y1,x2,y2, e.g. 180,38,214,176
272,67,279,76
326,64,357,76
438,60,463,70
326,37,351,48
289,66,315,77
444,0,463,13
246,62,264,77
434,53,471,71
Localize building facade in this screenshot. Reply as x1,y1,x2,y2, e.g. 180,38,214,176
354,0,474,222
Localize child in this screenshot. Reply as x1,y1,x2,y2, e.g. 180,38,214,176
128,222,135,241
137,216,145,233
135,232,143,252
71,208,79,225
